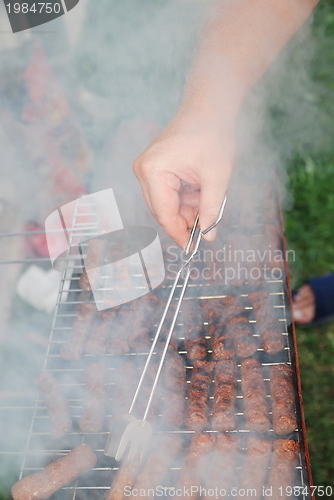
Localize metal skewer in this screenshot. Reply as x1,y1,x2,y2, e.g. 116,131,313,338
104,196,227,462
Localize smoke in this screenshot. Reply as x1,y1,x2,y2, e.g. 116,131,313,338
0,0,324,496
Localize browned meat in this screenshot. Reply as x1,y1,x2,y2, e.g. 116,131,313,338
202,299,235,360
79,239,105,291
177,432,215,500
241,359,270,433
223,296,257,358
203,433,241,500
128,434,183,499
186,361,214,430
129,293,160,350
212,360,237,431
236,438,272,500
248,290,284,354
229,316,257,358
270,365,297,435
60,303,96,360
110,359,159,427
11,444,97,500
106,453,141,500
85,309,117,355
78,269,90,291
106,304,133,355
182,300,207,360
110,361,137,424
265,439,299,500
162,349,186,428
134,360,160,426
80,361,107,433
34,372,72,439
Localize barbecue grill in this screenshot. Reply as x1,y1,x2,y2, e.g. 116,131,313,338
0,178,315,500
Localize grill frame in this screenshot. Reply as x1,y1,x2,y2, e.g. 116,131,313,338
0,191,315,500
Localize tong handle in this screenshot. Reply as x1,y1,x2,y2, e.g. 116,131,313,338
128,196,227,418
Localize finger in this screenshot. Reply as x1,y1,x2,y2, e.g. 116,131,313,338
198,171,230,242
146,171,190,249
179,204,197,229
179,188,200,209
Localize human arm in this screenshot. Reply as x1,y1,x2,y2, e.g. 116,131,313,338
133,0,320,248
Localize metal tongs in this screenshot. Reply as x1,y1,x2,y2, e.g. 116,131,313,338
104,196,227,462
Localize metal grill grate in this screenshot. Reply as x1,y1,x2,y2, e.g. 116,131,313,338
1,194,313,500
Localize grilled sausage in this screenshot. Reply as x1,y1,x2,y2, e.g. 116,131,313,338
129,294,160,350
80,361,107,433
85,309,116,355
270,365,297,435
134,359,160,426
177,432,215,500
182,300,207,360
106,453,141,500
60,302,96,361
110,360,137,424
34,372,72,439
106,304,133,355
186,361,214,430
265,439,299,500
203,433,241,500
162,349,186,428
110,359,159,427
128,434,183,499
212,360,237,432
222,296,257,358
202,299,235,360
79,239,105,291
248,290,284,354
236,438,272,500
241,359,270,433
11,444,97,500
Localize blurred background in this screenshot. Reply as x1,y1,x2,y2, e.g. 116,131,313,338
0,0,334,497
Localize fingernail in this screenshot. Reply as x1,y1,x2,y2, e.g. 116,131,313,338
203,227,217,242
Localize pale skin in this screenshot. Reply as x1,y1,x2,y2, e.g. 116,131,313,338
133,0,320,321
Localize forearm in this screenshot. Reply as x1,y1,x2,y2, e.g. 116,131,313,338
180,0,320,122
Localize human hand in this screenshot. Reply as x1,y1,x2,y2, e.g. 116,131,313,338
133,112,235,248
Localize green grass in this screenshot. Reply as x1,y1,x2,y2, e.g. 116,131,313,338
284,156,334,488
2,2,334,499
282,0,334,488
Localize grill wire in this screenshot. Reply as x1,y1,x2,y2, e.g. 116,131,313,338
0,196,312,500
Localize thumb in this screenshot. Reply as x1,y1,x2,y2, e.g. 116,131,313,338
199,176,227,242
